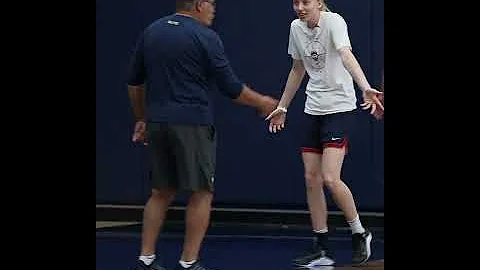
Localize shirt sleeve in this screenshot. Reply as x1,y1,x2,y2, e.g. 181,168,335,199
206,32,243,99
127,33,146,86
288,22,302,60
329,13,352,51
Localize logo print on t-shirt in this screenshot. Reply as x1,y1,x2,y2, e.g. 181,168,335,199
304,40,326,70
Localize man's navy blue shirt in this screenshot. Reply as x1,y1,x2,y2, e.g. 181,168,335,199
128,14,244,125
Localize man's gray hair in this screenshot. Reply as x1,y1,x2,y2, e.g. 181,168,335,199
176,0,202,11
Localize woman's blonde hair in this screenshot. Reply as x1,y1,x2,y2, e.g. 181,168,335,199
320,0,330,11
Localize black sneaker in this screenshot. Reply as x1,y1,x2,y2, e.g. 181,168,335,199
134,259,168,270
174,261,212,270
293,236,335,268
352,230,373,265
293,248,335,268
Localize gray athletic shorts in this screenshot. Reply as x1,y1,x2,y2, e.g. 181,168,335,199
146,122,216,192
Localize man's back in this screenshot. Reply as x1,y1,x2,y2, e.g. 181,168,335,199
129,14,242,125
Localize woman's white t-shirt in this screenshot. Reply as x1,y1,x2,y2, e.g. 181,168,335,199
288,12,357,115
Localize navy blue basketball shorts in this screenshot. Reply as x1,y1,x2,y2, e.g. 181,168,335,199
301,109,357,155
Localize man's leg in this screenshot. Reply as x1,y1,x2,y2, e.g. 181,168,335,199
180,190,213,262
172,124,216,269
140,188,176,256
135,123,176,269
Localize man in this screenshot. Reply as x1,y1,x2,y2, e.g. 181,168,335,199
127,0,277,269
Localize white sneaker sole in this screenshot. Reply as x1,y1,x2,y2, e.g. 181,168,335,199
298,256,335,267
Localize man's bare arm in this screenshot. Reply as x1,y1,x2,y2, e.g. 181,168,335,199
127,85,145,121
234,85,278,117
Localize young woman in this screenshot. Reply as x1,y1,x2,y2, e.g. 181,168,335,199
266,0,383,267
